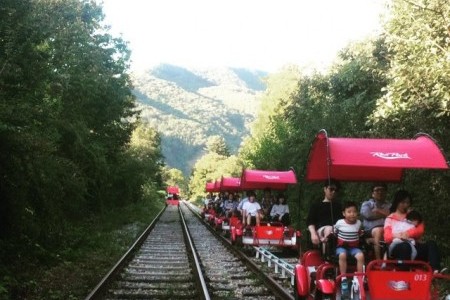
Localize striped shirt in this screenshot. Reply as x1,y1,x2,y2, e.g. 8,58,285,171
334,219,361,248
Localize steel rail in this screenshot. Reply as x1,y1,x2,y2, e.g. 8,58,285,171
84,206,166,300
184,201,295,300
179,202,211,300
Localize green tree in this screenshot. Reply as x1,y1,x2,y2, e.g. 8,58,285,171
250,65,301,139
205,135,230,156
371,0,450,137
124,123,164,202
239,37,389,227
162,167,188,195
0,1,164,297
239,66,302,169
188,153,243,201
369,0,450,252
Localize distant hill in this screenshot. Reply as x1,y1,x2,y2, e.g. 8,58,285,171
132,64,267,175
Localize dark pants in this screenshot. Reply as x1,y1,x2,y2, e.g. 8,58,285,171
270,213,290,225
390,240,441,271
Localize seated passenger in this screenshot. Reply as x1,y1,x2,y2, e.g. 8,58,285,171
205,203,216,217
221,193,235,217
306,179,343,248
200,204,207,218
384,190,442,272
334,201,364,297
388,210,422,260
229,195,240,218
269,194,290,225
261,188,273,219
238,190,252,223
242,191,262,226
204,193,212,206
360,183,390,260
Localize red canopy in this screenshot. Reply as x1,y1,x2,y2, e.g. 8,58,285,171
306,130,449,182
214,179,221,191
240,169,298,190
205,182,216,193
220,176,241,192
205,180,222,192
166,186,180,194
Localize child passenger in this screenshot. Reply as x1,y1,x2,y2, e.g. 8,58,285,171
334,201,364,296
388,210,422,260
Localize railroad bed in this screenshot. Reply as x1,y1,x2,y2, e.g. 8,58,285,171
86,202,294,299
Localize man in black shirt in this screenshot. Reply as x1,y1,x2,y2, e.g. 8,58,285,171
306,179,343,248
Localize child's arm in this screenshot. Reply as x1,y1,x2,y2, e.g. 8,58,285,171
358,220,364,236
405,222,424,239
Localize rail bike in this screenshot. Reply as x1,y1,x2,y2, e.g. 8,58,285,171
213,177,241,234
294,129,450,300
204,178,243,235
202,180,221,227
227,169,301,252
165,185,180,206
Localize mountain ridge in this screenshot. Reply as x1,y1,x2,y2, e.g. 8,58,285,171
132,64,267,175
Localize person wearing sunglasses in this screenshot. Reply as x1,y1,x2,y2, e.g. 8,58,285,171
306,179,343,250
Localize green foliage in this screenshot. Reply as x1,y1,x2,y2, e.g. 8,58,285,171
368,0,450,254
239,36,389,232
238,2,450,257
239,66,302,170
0,0,165,297
250,65,302,139
205,135,230,156
5,198,163,300
162,167,188,196
371,0,450,135
188,152,244,200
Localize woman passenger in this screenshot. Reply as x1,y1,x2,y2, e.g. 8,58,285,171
384,190,442,272
269,194,290,225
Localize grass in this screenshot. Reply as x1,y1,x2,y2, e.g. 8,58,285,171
1,198,164,300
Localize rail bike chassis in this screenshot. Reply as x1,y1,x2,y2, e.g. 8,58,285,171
230,220,301,251
165,199,180,206
294,253,450,300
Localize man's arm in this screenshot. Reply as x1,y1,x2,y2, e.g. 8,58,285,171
308,224,320,245
360,200,379,220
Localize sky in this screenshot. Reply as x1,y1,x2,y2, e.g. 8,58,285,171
100,0,387,73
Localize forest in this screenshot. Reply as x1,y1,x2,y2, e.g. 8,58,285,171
0,0,166,298
1,0,449,299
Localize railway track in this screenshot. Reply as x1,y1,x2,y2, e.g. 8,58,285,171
86,202,295,299
86,204,207,299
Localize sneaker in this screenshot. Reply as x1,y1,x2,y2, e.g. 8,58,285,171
341,278,349,297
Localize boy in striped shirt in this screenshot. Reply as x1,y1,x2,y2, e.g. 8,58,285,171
334,201,364,296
